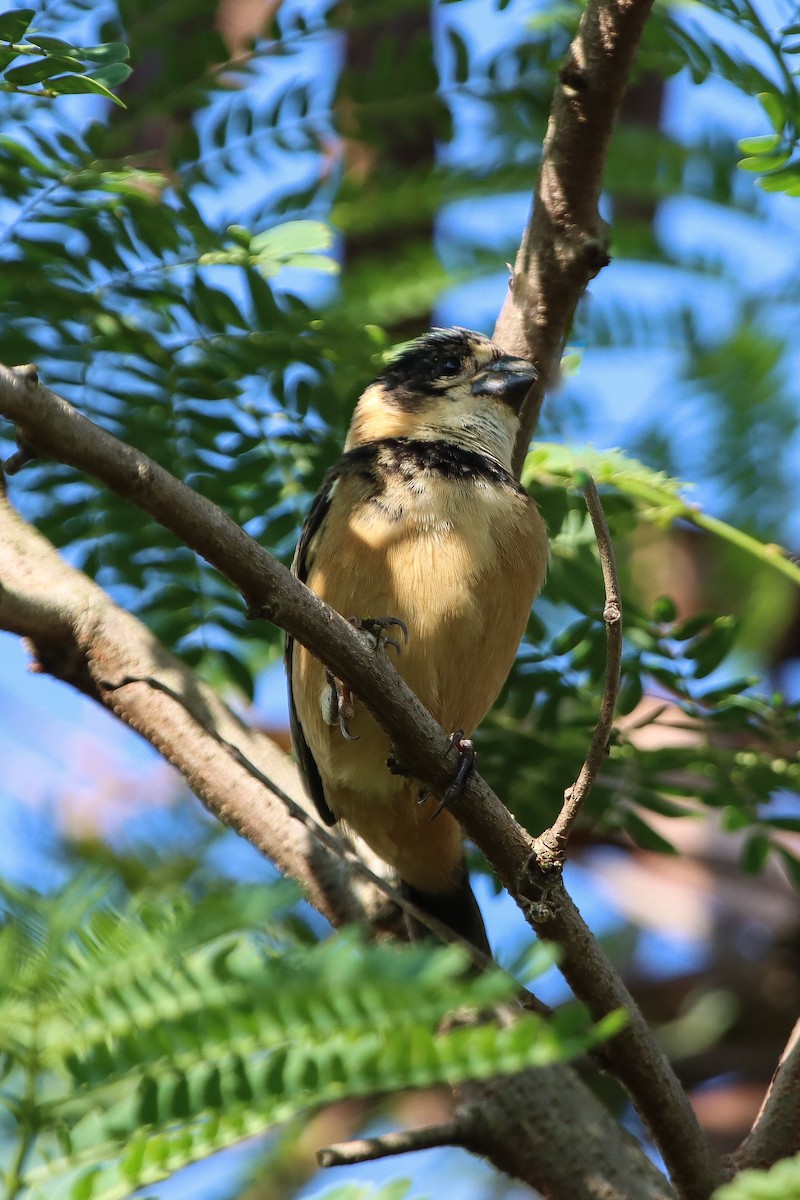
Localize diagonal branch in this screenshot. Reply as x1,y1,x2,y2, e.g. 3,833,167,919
0,441,671,1200
0,474,358,929
728,1017,800,1174
0,364,720,1200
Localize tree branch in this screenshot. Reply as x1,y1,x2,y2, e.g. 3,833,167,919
492,0,657,476
464,1066,676,1200
0,442,670,1200
0,474,360,928
319,1069,677,1200
728,1018,800,1174
318,1121,462,1168
0,364,720,1199
535,477,623,864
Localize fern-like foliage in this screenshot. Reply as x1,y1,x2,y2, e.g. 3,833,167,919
712,1153,800,1199
0,876,617,1200
475,445,800,875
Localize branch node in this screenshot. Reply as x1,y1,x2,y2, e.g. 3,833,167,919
519,847,562,913
245,598,277,622
559,64,587,93
3,440,37,476
15,363,40,389
4,367,44,473
583,237,611,276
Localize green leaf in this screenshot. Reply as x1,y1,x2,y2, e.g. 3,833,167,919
446,27,470,84
46,72,128,107
88,62,132,90
623,811,679,855
250,219,339,276
738,151,790,172
551,617,594,655
672,613,718,641
26,35,81,56
685,617,737,679
712,1153,800,1199
651,595,677,622
758,169,800,196
250,219,333,257
617,671,644,716
77,42,130,64
766,816,800,833
756,91,785,133
313,1183,415,1200
4,55,85,84
737,134,781,155
0,8,34,41
740,833,770,875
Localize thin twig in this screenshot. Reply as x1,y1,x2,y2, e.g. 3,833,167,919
535,477,622,864
318,1120,467,1168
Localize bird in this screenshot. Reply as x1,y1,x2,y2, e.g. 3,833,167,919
286,327,549,954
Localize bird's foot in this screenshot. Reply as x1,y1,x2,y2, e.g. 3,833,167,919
348,614,408,657
323,618,408,743
324,672,358,741
430,731,476,820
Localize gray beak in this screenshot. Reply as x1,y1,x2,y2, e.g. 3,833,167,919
471,356,538,412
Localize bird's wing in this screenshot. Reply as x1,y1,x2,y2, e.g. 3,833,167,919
285,465,341,827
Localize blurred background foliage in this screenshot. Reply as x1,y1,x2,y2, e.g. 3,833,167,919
1,0,800,1196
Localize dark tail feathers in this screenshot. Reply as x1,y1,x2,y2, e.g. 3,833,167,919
401,867,490,957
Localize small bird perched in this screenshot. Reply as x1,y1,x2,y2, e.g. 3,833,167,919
286,328,548,953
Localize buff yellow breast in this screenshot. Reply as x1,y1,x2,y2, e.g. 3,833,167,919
290,461,548,893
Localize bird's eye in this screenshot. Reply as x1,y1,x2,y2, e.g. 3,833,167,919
438,355,462,378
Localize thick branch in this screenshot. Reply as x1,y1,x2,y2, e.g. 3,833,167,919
0,366,720,1199
463,1066,675,1200
0,463,671,1200
493,0,657,475
729,1018,800,1174
319,1067,676,1200
0,477,363,928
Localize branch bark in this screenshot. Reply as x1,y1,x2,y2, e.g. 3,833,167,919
0,364,720,1199
492,0,657,475
728,1018,800,1175
0,469,359,928
0,2,720,1195
319,1067,676,1200
0,442,674,1200
535,477,623,863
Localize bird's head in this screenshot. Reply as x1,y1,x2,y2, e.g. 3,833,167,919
344,328,538,471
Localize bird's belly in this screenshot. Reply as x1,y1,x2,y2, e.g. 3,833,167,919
293,480,547,802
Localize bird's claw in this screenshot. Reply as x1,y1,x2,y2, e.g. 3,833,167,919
325,672,359,741
430,731,476,821
349,615,409,657
324,617,409,744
